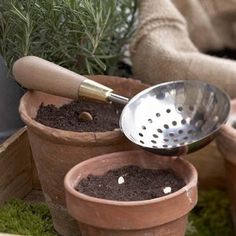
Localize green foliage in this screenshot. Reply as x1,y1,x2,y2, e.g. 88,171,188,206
186,189,234,236
0,199,57,236
0,0,137,75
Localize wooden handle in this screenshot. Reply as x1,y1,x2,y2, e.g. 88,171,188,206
13,56,113,101
13,56,87,99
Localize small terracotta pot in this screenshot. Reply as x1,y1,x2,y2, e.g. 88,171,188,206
64,150,198,236
216,98,236,231
19,75,149,236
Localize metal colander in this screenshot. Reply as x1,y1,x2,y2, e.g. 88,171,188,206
120,80,230,155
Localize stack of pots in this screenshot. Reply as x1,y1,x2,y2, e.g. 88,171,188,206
19,75,149,236
216,99,236,231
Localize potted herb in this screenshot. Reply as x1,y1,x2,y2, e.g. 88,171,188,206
0,0,136,76
64,149,198,236
216,99,236,232
19,75,148,236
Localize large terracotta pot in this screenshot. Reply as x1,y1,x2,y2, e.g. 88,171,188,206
65,149,198,236
216,99,236,231
19,75,149,236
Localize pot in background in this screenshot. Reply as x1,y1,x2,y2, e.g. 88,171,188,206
65,149,198,236
216,99,236,231
19,75,149,236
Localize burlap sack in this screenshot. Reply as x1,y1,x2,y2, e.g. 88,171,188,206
131,0,236,98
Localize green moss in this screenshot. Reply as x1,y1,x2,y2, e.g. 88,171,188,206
0,199,57,236
186,189,234,236
0,190,234,236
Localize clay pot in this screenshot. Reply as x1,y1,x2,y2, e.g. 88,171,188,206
216,98,236,231
19,75,149,236
64,149,198,236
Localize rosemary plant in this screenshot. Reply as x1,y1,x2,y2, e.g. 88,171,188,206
0,0,137,75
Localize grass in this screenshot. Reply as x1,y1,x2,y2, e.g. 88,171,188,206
0,199,57,236
0,189,234,236
186,189,234,236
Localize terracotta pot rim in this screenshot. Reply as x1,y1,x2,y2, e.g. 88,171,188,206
64,150,198,206
19,91,128,145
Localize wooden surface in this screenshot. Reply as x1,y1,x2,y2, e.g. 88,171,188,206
0,128,33,204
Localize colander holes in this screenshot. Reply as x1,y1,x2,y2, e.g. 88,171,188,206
163,145,168,148
142,126,146,130
148,119,153,123
153,134,158,138
174,139,178,142
164,124,169,129
188,130,193,134
139,133,143,137
156,113,161,117
183,136,188,140
189,106,194,111
152,146,158,149
166,109,171,113
178,106,183,112
140,140,144,144
169,133,174,137
172,121,177,126
163,138,169,142
181,119,187,125
178,130,183,134
157,129,163,133
151,140,157,144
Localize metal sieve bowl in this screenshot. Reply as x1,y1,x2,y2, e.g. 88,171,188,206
120,80,230,155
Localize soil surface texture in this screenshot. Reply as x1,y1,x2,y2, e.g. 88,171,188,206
206,48,236,60
35,100,123,132
76,165,185,201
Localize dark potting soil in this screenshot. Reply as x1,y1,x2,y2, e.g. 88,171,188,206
205,47,236,60
76,165,186,201
35,101,123,132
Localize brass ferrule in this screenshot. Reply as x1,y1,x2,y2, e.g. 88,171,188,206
79,79,113,102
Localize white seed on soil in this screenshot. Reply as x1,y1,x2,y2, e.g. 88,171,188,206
163,186,172,194
118,176,125,185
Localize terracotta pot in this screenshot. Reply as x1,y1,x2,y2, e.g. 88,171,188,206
216,98,236,231
19,75,149,236
64,149,198,236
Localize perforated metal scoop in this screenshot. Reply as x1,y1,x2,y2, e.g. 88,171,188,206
13,56,230,156
120,80,230,155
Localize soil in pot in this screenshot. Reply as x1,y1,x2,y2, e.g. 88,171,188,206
76,165,185,201
35,100,123,132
